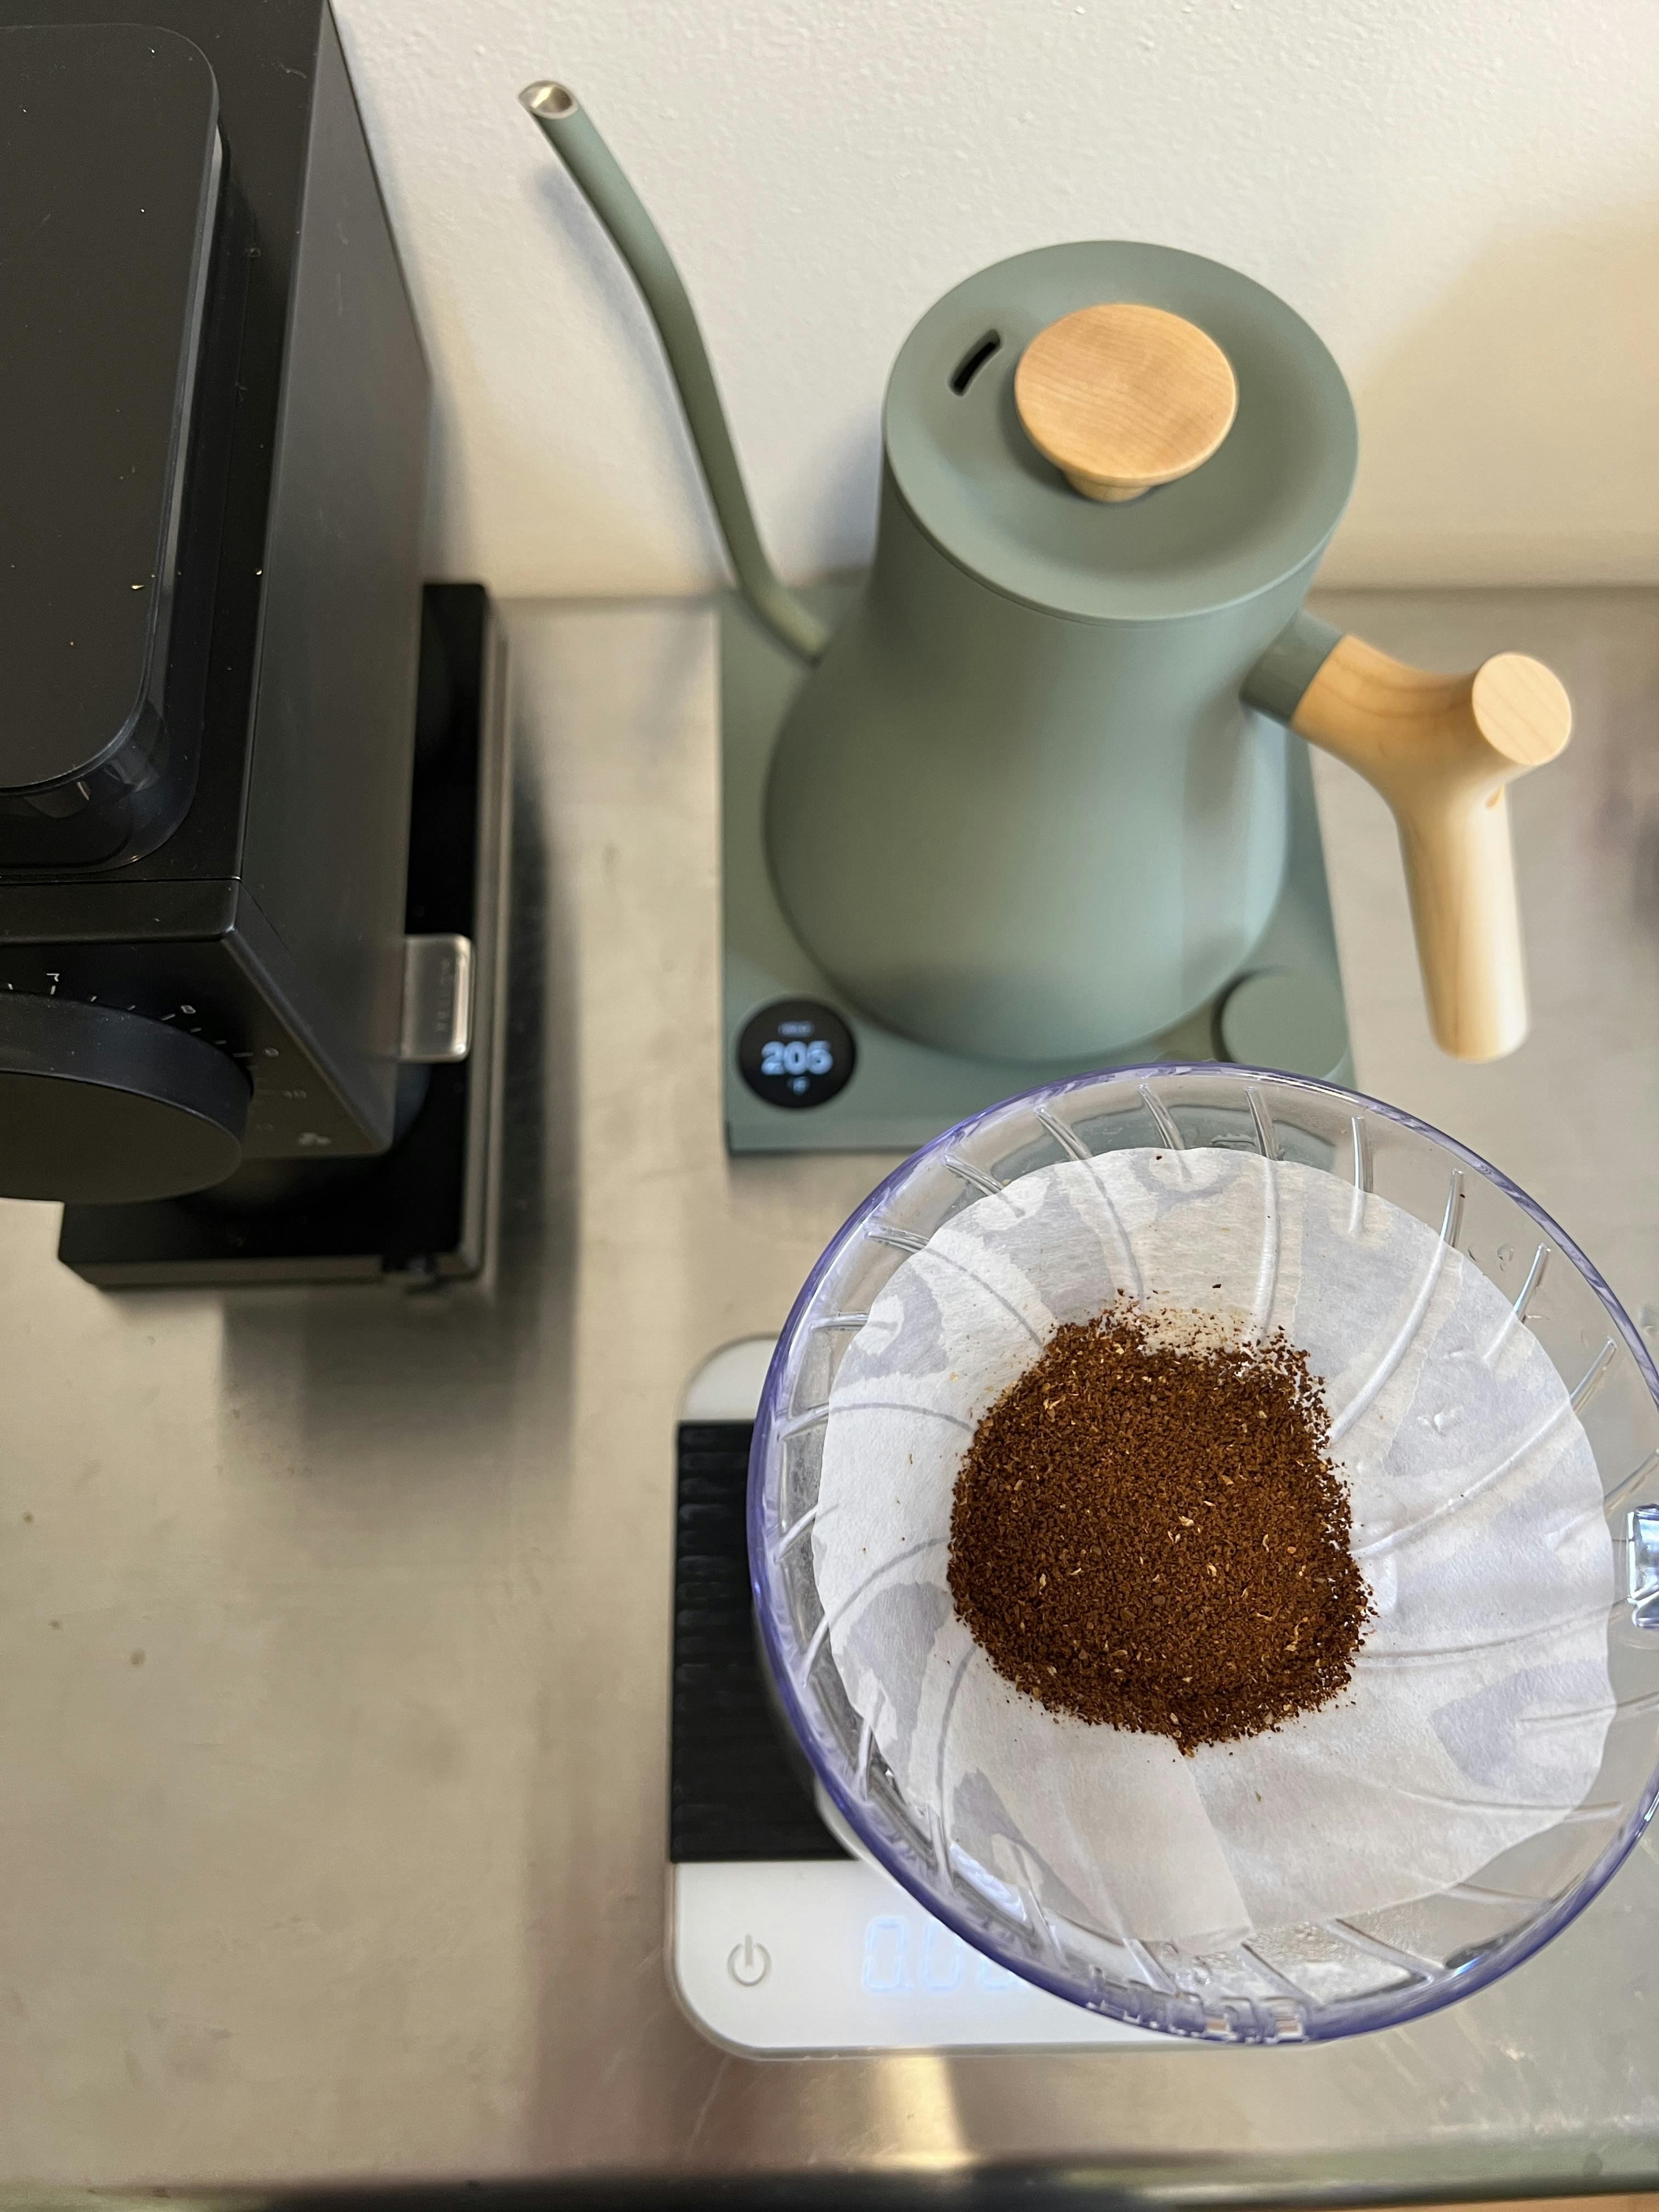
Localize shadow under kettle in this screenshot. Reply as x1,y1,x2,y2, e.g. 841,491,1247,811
522,80,1570,1066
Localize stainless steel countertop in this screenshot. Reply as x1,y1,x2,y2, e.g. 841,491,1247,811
2,589,1657,2195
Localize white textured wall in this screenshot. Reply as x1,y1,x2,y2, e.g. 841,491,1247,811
333,0,1659,598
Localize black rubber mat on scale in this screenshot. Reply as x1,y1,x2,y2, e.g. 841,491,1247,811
672,1421,845,1862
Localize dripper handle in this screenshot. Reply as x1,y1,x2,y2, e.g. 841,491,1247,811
1248,619,1571,1063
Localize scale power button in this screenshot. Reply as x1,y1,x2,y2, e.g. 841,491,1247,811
726,1934,771,1988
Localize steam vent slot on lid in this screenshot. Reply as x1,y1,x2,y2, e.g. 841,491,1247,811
950,332,1002,394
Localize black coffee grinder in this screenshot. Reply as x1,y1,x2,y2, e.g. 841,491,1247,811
0,2,507,1285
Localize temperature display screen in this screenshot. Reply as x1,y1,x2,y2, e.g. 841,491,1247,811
737,998,856,1109
861,1913,1019,1996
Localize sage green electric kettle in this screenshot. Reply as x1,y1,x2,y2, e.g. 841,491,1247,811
523,81,1571,1064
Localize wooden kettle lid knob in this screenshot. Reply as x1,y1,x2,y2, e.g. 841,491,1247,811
1014,303,1239,503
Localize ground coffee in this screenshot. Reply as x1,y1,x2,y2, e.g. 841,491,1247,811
946,1301,1369,1752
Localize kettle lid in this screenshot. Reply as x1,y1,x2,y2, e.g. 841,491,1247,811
884,241,1356,623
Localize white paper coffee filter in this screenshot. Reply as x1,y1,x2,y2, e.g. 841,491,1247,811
811,1148,1615,1947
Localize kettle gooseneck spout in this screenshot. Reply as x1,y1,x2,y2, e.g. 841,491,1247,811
520,81,831,667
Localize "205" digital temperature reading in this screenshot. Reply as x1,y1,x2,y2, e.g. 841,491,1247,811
758,1037,834,1080
737,998,856,1110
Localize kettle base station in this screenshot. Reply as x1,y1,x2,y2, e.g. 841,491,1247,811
723,589,1351,1154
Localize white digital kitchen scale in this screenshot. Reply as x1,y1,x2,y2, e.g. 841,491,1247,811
670,1339,1169,2054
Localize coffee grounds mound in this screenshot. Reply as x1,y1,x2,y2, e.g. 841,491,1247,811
946,1302,1369,1753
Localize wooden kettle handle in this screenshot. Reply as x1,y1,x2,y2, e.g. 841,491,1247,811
1290,637,1571,1062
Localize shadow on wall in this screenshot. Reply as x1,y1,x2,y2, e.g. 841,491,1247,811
420,159,734,594
427,155,884,599
1328,211,1659,588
